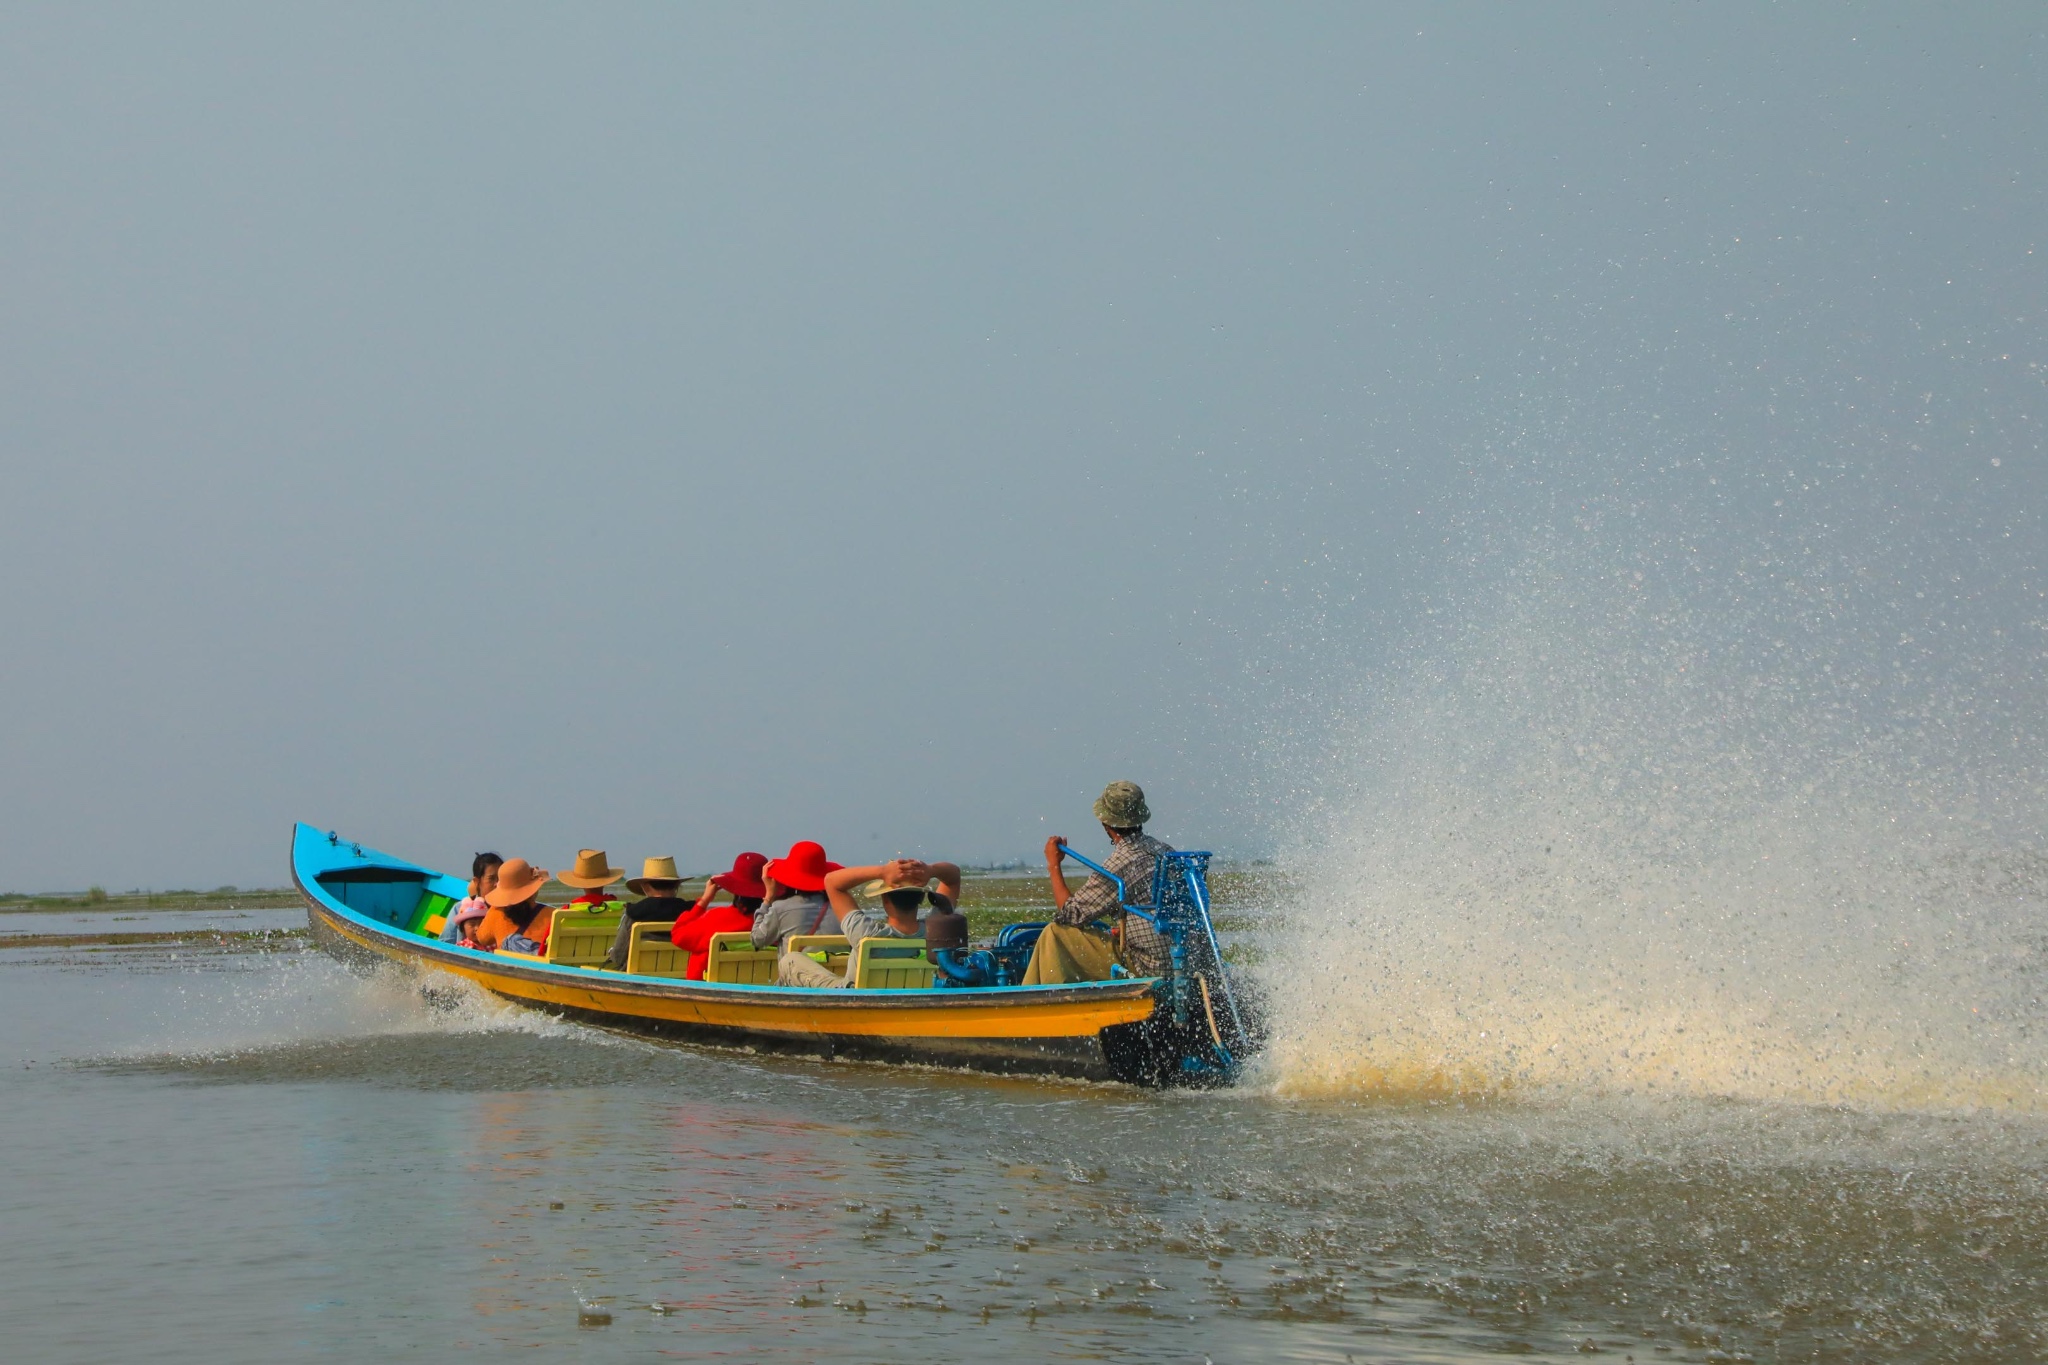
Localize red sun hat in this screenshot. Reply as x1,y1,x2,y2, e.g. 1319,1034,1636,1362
762,840,841,894
709,851,770,900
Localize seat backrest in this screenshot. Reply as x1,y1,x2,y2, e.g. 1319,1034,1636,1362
408,890,457,936
852,937,932,990
545,908,622,967
704,930,779,984
625,920,686,977
786,934,852,977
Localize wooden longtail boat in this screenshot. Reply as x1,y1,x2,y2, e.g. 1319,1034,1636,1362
291,823,1254,1085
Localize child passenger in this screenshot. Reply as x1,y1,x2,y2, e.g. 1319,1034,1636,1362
441,852,503,943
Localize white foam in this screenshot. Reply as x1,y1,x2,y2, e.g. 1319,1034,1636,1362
117,953,591,1060
1259,515,2047,1114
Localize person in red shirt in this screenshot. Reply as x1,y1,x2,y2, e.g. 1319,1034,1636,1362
672,851,768,980
557,849,626,915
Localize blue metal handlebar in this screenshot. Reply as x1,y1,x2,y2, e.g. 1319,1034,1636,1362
1052,842,1159,925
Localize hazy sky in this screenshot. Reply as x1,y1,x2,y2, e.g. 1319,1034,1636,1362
2,5,2040,890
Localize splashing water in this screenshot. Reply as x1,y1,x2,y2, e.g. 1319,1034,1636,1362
108,953,582,1064
1259,473,2046,1112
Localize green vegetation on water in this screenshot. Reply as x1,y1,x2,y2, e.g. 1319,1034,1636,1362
0,887,301,914
0,928,309,951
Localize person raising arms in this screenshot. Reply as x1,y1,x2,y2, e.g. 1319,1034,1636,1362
775,857,961,988
749,841,842,951
670,851,769,980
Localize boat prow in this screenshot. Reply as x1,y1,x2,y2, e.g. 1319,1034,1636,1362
291,823,1250,1085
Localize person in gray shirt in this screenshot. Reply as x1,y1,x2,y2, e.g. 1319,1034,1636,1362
749,840,842,949
776,857,962,988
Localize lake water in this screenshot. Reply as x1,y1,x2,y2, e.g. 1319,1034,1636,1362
3,927,2044,1364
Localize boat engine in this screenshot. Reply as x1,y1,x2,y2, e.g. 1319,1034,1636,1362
924,905,999,987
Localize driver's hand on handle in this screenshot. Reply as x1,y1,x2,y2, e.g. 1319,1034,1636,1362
1044,835,1073,910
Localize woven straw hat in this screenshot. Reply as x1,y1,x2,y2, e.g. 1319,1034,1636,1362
558,849,625,889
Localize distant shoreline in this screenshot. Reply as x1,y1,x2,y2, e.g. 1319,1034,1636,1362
0,888,300,914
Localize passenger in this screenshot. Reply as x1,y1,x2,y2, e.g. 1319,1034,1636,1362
448,899,491,948
472,858,554,954
1023,780,1174,985
604,855,690,969
748,841,843,951
557,849,626,913
671,852,770,980
441,852,502,943
673,851,769,933
776,857,962,988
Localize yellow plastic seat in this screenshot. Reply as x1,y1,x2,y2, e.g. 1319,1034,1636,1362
542,908,622,968
851,937,932,990
625,920,687,977
423,914,447,938
785,933,852,978
704,930,779,984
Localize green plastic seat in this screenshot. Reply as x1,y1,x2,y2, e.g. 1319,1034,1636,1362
407,890,457,936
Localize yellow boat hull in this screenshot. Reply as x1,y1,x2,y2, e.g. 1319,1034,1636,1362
305,893,1161,1081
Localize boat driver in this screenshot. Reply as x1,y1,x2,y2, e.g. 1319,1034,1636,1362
1022,780,1174,985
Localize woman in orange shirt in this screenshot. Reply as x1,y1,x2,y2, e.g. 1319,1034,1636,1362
472,858,554,954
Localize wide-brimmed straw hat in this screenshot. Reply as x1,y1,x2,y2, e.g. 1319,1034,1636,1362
626,855,685,895
762,841,841,894
486,858,550,907
859,874,933,903
559,849,625,888
709,851,769,900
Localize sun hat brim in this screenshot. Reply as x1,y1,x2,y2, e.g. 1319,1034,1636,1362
762,858,842,893
485,867,551,907
558,865,625,888
860,878,933,901
709,869,767,898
